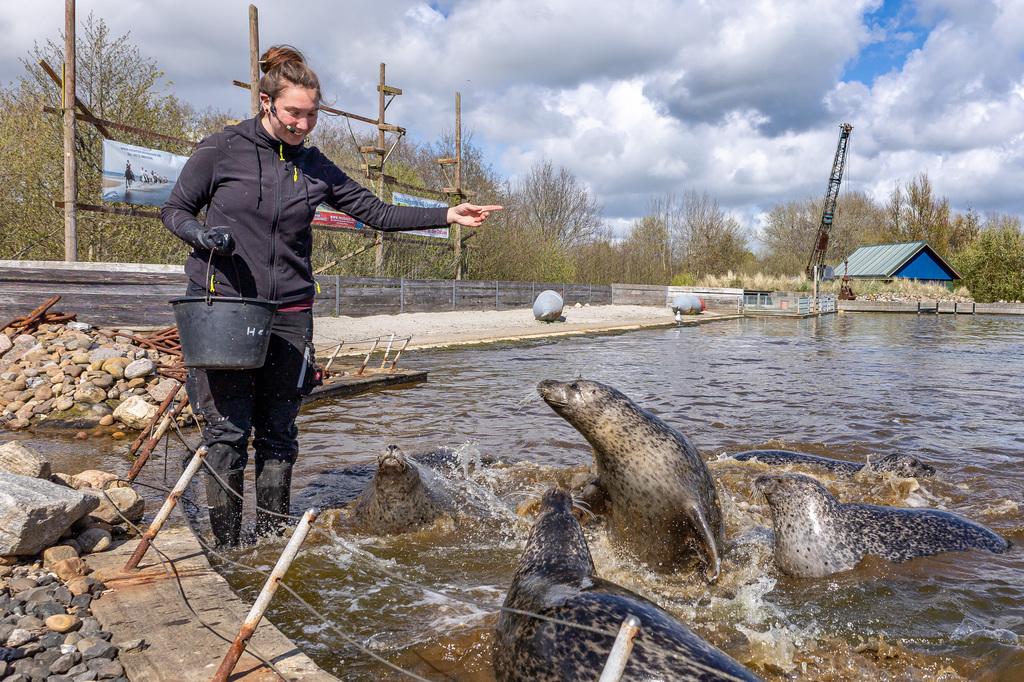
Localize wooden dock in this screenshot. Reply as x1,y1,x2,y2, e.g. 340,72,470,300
302,366,427,405
85,525,337,682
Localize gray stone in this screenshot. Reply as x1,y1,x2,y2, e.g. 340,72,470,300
86,659,123,679
0,335,12,355
122,360,154,380
34,649,63,668
0,471,100,556
30,602,66,621
68,595,91,611
86,350,121,364
48,652,81,675
6,628,34,647
0,442,52,479
110,397,157,431
65,663,88,676
16,615,44,629
66,323,92,334
70,385,106,405
81,643,117,661
49,675,75,682
84,488,143,525
113,638,143,654
73,670,97,682
74,529,110,555
145,379,178,404
8,577,39,591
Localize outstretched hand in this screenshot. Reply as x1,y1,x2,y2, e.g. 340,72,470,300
447,203,503,227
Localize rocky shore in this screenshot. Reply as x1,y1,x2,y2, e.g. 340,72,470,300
1,442,147,682
0,323,186,432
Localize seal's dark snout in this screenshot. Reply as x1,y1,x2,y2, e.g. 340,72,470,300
539,487,574,514
537,379,569,407
753,474,779,494
378,444,406,472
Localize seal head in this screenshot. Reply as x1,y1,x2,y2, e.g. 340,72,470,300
755,473,1009,578
537,378,725,581
351,444,455,534
492,487,764,682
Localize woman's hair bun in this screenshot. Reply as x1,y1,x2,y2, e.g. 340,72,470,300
259,45,306,75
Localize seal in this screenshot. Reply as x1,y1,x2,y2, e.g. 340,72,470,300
351,444,456,534
733,449,936,478
537,378,725,580
755,473,1010,578
492,488,764,682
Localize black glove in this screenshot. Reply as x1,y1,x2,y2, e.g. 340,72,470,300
178,219,234,255
199,227,234,255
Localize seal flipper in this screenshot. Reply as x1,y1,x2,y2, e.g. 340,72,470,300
685,502,721,582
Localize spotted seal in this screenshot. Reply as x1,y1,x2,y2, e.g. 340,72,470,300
755,473,1009,578
492,488,764,682
733,449,936,478
537,379,725,580
351,444,456,534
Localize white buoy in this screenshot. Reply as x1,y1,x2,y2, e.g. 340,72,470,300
533,290,564,321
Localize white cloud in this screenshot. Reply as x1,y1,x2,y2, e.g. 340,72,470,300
1,0,1022,237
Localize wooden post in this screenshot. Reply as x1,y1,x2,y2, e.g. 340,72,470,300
374,63,387,277
453,92,463,280
63,0,77,262
248,5,260,118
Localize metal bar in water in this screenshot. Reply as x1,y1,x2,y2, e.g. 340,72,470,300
210,509,318,682
598,616,641,682
357,338,380,375
122,445,208,571
379,332,396,368
388,336,411,370
323,341,344,373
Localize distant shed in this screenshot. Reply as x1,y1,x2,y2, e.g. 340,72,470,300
835,241,962,285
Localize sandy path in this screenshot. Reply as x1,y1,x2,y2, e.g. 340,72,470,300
311,304,725,354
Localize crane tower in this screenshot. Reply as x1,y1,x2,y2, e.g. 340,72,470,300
806,123,853,279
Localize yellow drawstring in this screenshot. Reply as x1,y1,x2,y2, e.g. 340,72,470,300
294,167,298,182
278,143,285,161
209,273,216,292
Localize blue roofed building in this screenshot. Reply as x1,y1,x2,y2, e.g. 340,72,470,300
833,241,962,286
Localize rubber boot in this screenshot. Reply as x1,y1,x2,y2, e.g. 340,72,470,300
255,459,292,537
206,470,244,548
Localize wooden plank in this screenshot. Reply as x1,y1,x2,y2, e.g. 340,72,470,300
302,368,427,404
0,268,188,285
85,526,336,682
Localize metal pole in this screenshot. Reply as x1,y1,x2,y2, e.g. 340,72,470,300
357,338,380,375
126,391,186,481
335,274,340,316
388,337,410,370
211,509,318,682
400,277,405,313
63,0,77,262
122,446,208,571
598,616,641,682
452,279,457,311
323,341,344,373
379,332,396,368
248,5,260,118
453,92,463,281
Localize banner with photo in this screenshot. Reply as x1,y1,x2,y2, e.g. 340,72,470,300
102,140,189,208
392,192,450,238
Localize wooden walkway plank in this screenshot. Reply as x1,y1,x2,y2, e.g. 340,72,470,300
85,526,338,682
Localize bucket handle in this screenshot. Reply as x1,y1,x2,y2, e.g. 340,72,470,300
201,230,242,306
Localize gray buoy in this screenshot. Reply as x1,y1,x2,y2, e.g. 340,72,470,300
533,290,564,321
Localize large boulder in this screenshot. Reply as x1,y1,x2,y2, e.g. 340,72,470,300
0,441,52,479
83,486,145,524
0,470,100,556
112,395,158,430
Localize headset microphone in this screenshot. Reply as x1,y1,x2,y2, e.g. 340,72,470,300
270,102,298,134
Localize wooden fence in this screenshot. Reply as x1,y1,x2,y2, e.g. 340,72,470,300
0,262,615,327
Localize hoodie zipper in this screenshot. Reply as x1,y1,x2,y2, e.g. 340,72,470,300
268,143,284,301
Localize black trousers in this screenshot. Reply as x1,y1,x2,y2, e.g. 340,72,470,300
186,307,315,476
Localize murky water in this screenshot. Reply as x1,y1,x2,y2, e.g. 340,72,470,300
33,313,1024,680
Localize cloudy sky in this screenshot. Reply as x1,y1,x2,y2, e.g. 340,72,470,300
2,0,1022,240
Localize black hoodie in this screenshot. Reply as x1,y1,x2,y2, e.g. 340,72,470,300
161,117,450,304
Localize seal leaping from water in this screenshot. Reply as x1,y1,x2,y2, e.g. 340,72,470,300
755,473,1009,578
492,488,764,682
537,378,725,581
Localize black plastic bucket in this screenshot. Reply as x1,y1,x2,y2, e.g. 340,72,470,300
171,297,280,369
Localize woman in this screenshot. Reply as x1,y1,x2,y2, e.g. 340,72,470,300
161,45,500,546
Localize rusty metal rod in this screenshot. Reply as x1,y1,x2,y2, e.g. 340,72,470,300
122,445,208,572
127,384,178,459
323,341,344,373
356,338,380,375
379,332,396,368
0,296,61,334
598,616,641,682
210,509,318,682
126,393,187,481
388,336,411,371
